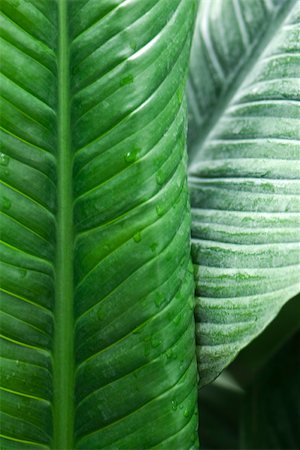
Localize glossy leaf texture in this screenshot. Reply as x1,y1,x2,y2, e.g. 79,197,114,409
188,0,300,387
0,0,198,449
0,0,57,448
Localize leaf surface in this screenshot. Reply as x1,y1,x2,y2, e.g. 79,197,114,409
188,0,292,149
188,0,300,386
0,1,198,448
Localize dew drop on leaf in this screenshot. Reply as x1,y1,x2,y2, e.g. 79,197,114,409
183,408,189,418
120,73,134,86
129,40,137,51
133,231,142,243
124,147,140,163
0,153,9,166
156,170,164,186
154,292,163,308
2,197,11,211
166,348,173,359
150,242,158,253
156,204,164,217
171,399,178,411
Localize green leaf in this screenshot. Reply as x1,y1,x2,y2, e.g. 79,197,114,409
230,292,300,388
0,1,198,448
240,332,300,449
188,0,300,387
188,0,292,150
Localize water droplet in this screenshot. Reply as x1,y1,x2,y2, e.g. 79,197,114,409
183,408,189,418
124,147,140,163
151,336,161,348
150,242,158,253
179,404,183,410
166,348,173,359
156,170,164,186
2,197,11,211
0,153,9,166
171,399,178,411
129,40,138,51
120,74,134,87
156,204,164,217
154,292,164,308
133,231,142,243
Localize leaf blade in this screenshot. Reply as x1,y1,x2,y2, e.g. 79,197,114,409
71,1,199,447
188,0,300,387
0,1,57,446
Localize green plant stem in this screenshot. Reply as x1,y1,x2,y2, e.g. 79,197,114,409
53,0,74,448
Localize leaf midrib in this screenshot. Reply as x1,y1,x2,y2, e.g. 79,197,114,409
53,1,74,449
188,0,297,165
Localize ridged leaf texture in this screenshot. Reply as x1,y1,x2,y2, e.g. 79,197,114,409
0,1,198,448
188,0,300,387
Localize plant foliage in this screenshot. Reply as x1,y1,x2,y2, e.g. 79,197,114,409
0,1,198,448
188,0,300,387
0,0,299,448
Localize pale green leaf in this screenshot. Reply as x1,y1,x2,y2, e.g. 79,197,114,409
188,0,300,387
